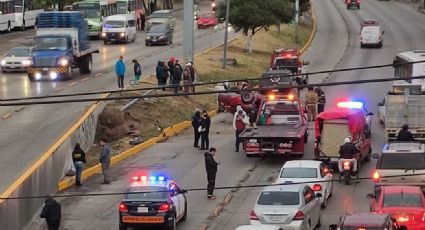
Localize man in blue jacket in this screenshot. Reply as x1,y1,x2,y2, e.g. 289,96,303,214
115,56,126,89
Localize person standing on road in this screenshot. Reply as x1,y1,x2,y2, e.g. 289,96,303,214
115,56,126,89
192,111,201,148
162,61,170,90
188,62,197,92
132,59,142,83
315,87,326,114
140,12,146,30
40,196,61,230
99,139,111,184
156,60,164,89
168,57,176,85
182,64,191,93
305,87,318,121
199,110,211,150
233,106,249,152
72,143,86,186
172,60,183,93
204,147,219,199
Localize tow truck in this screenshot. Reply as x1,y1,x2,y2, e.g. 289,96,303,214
239,90,309,157
270,48,309,86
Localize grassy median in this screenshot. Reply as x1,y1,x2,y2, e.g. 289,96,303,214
84,21,313,167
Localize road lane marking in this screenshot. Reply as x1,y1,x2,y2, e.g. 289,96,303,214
2,112,12,120
14,107,25,112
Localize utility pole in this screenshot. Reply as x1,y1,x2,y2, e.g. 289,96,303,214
222,0,230,69
295,0,299,43
183,0,194,63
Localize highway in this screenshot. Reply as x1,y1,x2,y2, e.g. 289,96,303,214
22,0,425,229
0,0,240,197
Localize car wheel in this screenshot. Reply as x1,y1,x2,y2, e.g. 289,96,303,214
181,201,187,221
360,43,364,48
119,224,127,230
321,195,327,209
365,147,372,162
168,216,177,230
145,42,149,46
304,132,308,143
329,182,333,198
317,213,322,228
7,21,11,32
21,21,25,31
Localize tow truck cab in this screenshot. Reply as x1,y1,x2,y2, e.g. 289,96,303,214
270,48,309,85
240,93,308,157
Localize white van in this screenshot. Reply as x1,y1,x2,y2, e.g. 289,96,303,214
101,14,137,44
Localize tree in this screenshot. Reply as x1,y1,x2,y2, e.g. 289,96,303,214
217,0,293,53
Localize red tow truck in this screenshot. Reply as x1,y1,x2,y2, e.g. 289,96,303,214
270,48,310,86
239,90,309,157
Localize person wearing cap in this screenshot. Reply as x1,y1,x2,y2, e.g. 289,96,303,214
396,124,414,141
199,110,211,150
204,147,219,199
132,59,142,83
115,56,126,89
233,106,249,152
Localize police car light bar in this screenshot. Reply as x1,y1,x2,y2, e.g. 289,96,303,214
336,101,364,109
132,175,166,182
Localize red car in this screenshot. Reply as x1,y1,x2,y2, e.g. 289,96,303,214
197,12,218,29
368,185,425,230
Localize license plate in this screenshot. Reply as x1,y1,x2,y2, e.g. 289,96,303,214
111,39,116,41
42,68,48,71
122,216,164,223
137,207,148,213
269,216,282,221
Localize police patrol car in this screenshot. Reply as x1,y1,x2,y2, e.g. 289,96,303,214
118,175,187,230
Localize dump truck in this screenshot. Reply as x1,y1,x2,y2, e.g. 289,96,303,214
28,11,99,81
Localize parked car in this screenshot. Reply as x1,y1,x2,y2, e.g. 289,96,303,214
329,213,407,230
250,184,322,230
275,160,333,208
368,185,425,230
197,12,218,29
145,24,173,46
146,10,176,31
1,46,32,72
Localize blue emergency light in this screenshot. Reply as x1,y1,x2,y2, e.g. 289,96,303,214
132,175,167,182
336,101,364,109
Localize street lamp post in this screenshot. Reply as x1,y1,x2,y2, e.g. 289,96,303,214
295,0,299,43
183,0,194,64
222,0,230,69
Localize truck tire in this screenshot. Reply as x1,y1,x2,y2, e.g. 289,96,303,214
241,92,254,104
64,65,73,80
79,55,93,74
28,73,35,81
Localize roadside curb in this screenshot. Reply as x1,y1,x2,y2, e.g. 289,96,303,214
300,7,317,55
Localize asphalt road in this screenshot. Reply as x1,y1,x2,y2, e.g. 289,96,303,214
24,0,425,229
0,0,242,197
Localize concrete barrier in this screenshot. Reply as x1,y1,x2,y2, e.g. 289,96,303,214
0,94,108,230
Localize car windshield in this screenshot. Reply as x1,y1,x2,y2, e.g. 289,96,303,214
104,20,125,28
362,26,380,35
125,186,168,201
383,193,422,207
73,3,101,18
280,168,317,178
265,102,300,116
148,26,167,33
275,58,298,66
34,37,68,51
117,2,128,14
378,153,425,170
7,48,29,57
150,12,170,18
257,191,299,205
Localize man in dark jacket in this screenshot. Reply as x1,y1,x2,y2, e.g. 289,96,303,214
156,61,164,88
72,143,86,186
191,111,201,148
199,110,211,150
173,60,183,93
339,137,359,159
315,87,326,114
40,196,61,230
397,124,414,141
168,57,175,84
204,148,219,199
132,59,142,82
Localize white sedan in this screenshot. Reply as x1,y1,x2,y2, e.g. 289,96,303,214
250,184,322,230
275,160,333,208
1,46,32,72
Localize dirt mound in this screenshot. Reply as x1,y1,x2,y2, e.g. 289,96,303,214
96,107,128,142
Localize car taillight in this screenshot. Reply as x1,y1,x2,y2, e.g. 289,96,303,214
343,161,351,170
422,212,425,222
158,203,170,212
250,210,259,220
312,184,322,191
119,203,128,212
372,171,380,182
293,210,305,220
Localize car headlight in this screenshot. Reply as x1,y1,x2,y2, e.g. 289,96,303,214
101,32,106,37
159,36,166,39
1,60,5,66
59,58,69,66
22,60,32,66
119,32,125,38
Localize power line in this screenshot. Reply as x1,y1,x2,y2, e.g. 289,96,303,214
1,60,424,102
1,172,423,200
2,74,425,106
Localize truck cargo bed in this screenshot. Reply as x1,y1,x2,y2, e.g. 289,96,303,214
240,124,306,139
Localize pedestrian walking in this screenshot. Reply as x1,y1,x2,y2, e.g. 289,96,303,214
204,147,219,199
199,110,211,150
40,196,61,230
162,61,170,90
173,60,183,93
140,12,146,30
72,143,86,186
315,87,326,114
156,60,164,89
305,87,318,121
168,57,176,85
182,64,191,93
132,59,142,83
191,111,201,148
115,56,126,89
233,106,249,152
99,139,111,184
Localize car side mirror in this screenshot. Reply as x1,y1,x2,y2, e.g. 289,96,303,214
377,102,384,106
180,189,188,194
303,61,310,65
367,112,374,115
329,224,338,230
372,153,379,159
398,225,407,230
366,193,375,199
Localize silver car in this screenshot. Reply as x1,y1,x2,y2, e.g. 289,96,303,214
250,184,322,230
1,46,32,72
360,25,385,48
146,10,176,31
